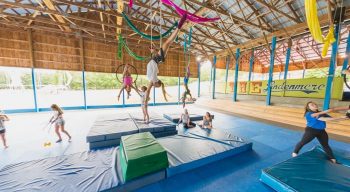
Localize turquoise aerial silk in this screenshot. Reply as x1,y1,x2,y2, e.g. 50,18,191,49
118,34,151,61
122,12,178,40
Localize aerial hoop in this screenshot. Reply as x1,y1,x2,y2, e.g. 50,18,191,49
115,64,138,84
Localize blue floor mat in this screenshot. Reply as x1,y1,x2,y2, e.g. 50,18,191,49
261,146,350,192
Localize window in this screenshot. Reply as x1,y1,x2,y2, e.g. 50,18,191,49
156,76,179,103
0,67,34,110
35,69,84,108
199,60,212,97
85,71,121,106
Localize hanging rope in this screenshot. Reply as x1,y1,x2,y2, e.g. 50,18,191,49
305,0,336,57
118,34,151,61
122,12,178,40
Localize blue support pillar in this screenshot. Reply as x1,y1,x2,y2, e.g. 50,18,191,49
178,76,181,105
323,24,340,110
283,46,291,97
248,49,254,95
342,31,350,73
233,48,240,101
283,47,291,80
211,55,217,99
197,61,201,97
122,89,125,107
82,71,87,110
266,36,277,106
31,68,38,112
224,56,230,94
153,87,156,106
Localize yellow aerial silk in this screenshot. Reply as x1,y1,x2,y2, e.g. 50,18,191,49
305,0,336,57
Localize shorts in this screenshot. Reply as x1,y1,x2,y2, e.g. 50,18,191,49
0,129,5,134
55,118,65,126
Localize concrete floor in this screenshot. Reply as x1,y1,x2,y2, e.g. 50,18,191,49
1,105,349,192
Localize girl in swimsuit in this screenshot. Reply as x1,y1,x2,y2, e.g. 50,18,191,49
117,64,139,101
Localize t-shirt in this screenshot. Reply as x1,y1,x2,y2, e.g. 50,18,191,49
181,114,190,124
146,60,159,83
305,112,330,130
0,117,5,131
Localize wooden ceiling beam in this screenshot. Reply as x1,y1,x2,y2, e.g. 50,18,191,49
255,0,300,23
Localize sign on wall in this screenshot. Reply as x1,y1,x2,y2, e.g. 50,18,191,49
230,77,343,99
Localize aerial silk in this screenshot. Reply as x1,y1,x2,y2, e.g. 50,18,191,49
184,27,193,76
128,0,219,23
305,0,336,57
122,12,178,40
118,34,151,61
129,0,133,8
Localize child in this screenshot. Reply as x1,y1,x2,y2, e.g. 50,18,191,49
292,102,348,163
180,66,196,108
0,110,9,149
138,86,150,124
178,108,196,128
144,13,188,105
199,112,213,129
117,64,139,101
49,104,71,143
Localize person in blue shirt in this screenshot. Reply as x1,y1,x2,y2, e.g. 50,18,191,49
292,102,350,163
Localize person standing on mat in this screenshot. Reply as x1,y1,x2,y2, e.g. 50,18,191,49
138,86,150,124
199,112,213,129
292,102,348,163
49,104,72,143
178,109,195,128
0,110,9,149
144,13,188,104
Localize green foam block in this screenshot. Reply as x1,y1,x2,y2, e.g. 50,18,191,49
119,132,169,182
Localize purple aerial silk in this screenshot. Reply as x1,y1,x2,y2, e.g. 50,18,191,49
161,0,219,23
128,0,219,23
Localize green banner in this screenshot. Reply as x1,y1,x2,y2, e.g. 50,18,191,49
233,77,343,99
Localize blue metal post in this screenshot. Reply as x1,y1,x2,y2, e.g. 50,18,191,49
122,89,125,107
197,61,200,97
248,49,254,95
283,47,291,80
323,24,340,110
82,71,87,110
233,48,240,101
212,55,217,99
283,46,291,97
31,68,38,112
153,87,156,105
342,31,350,73
266,36,277,106
224,56,230,94
178,76,181,105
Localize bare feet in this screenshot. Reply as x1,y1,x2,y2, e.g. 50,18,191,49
4,145,8,149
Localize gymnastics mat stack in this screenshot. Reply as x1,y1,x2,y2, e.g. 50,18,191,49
119,132,169,182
